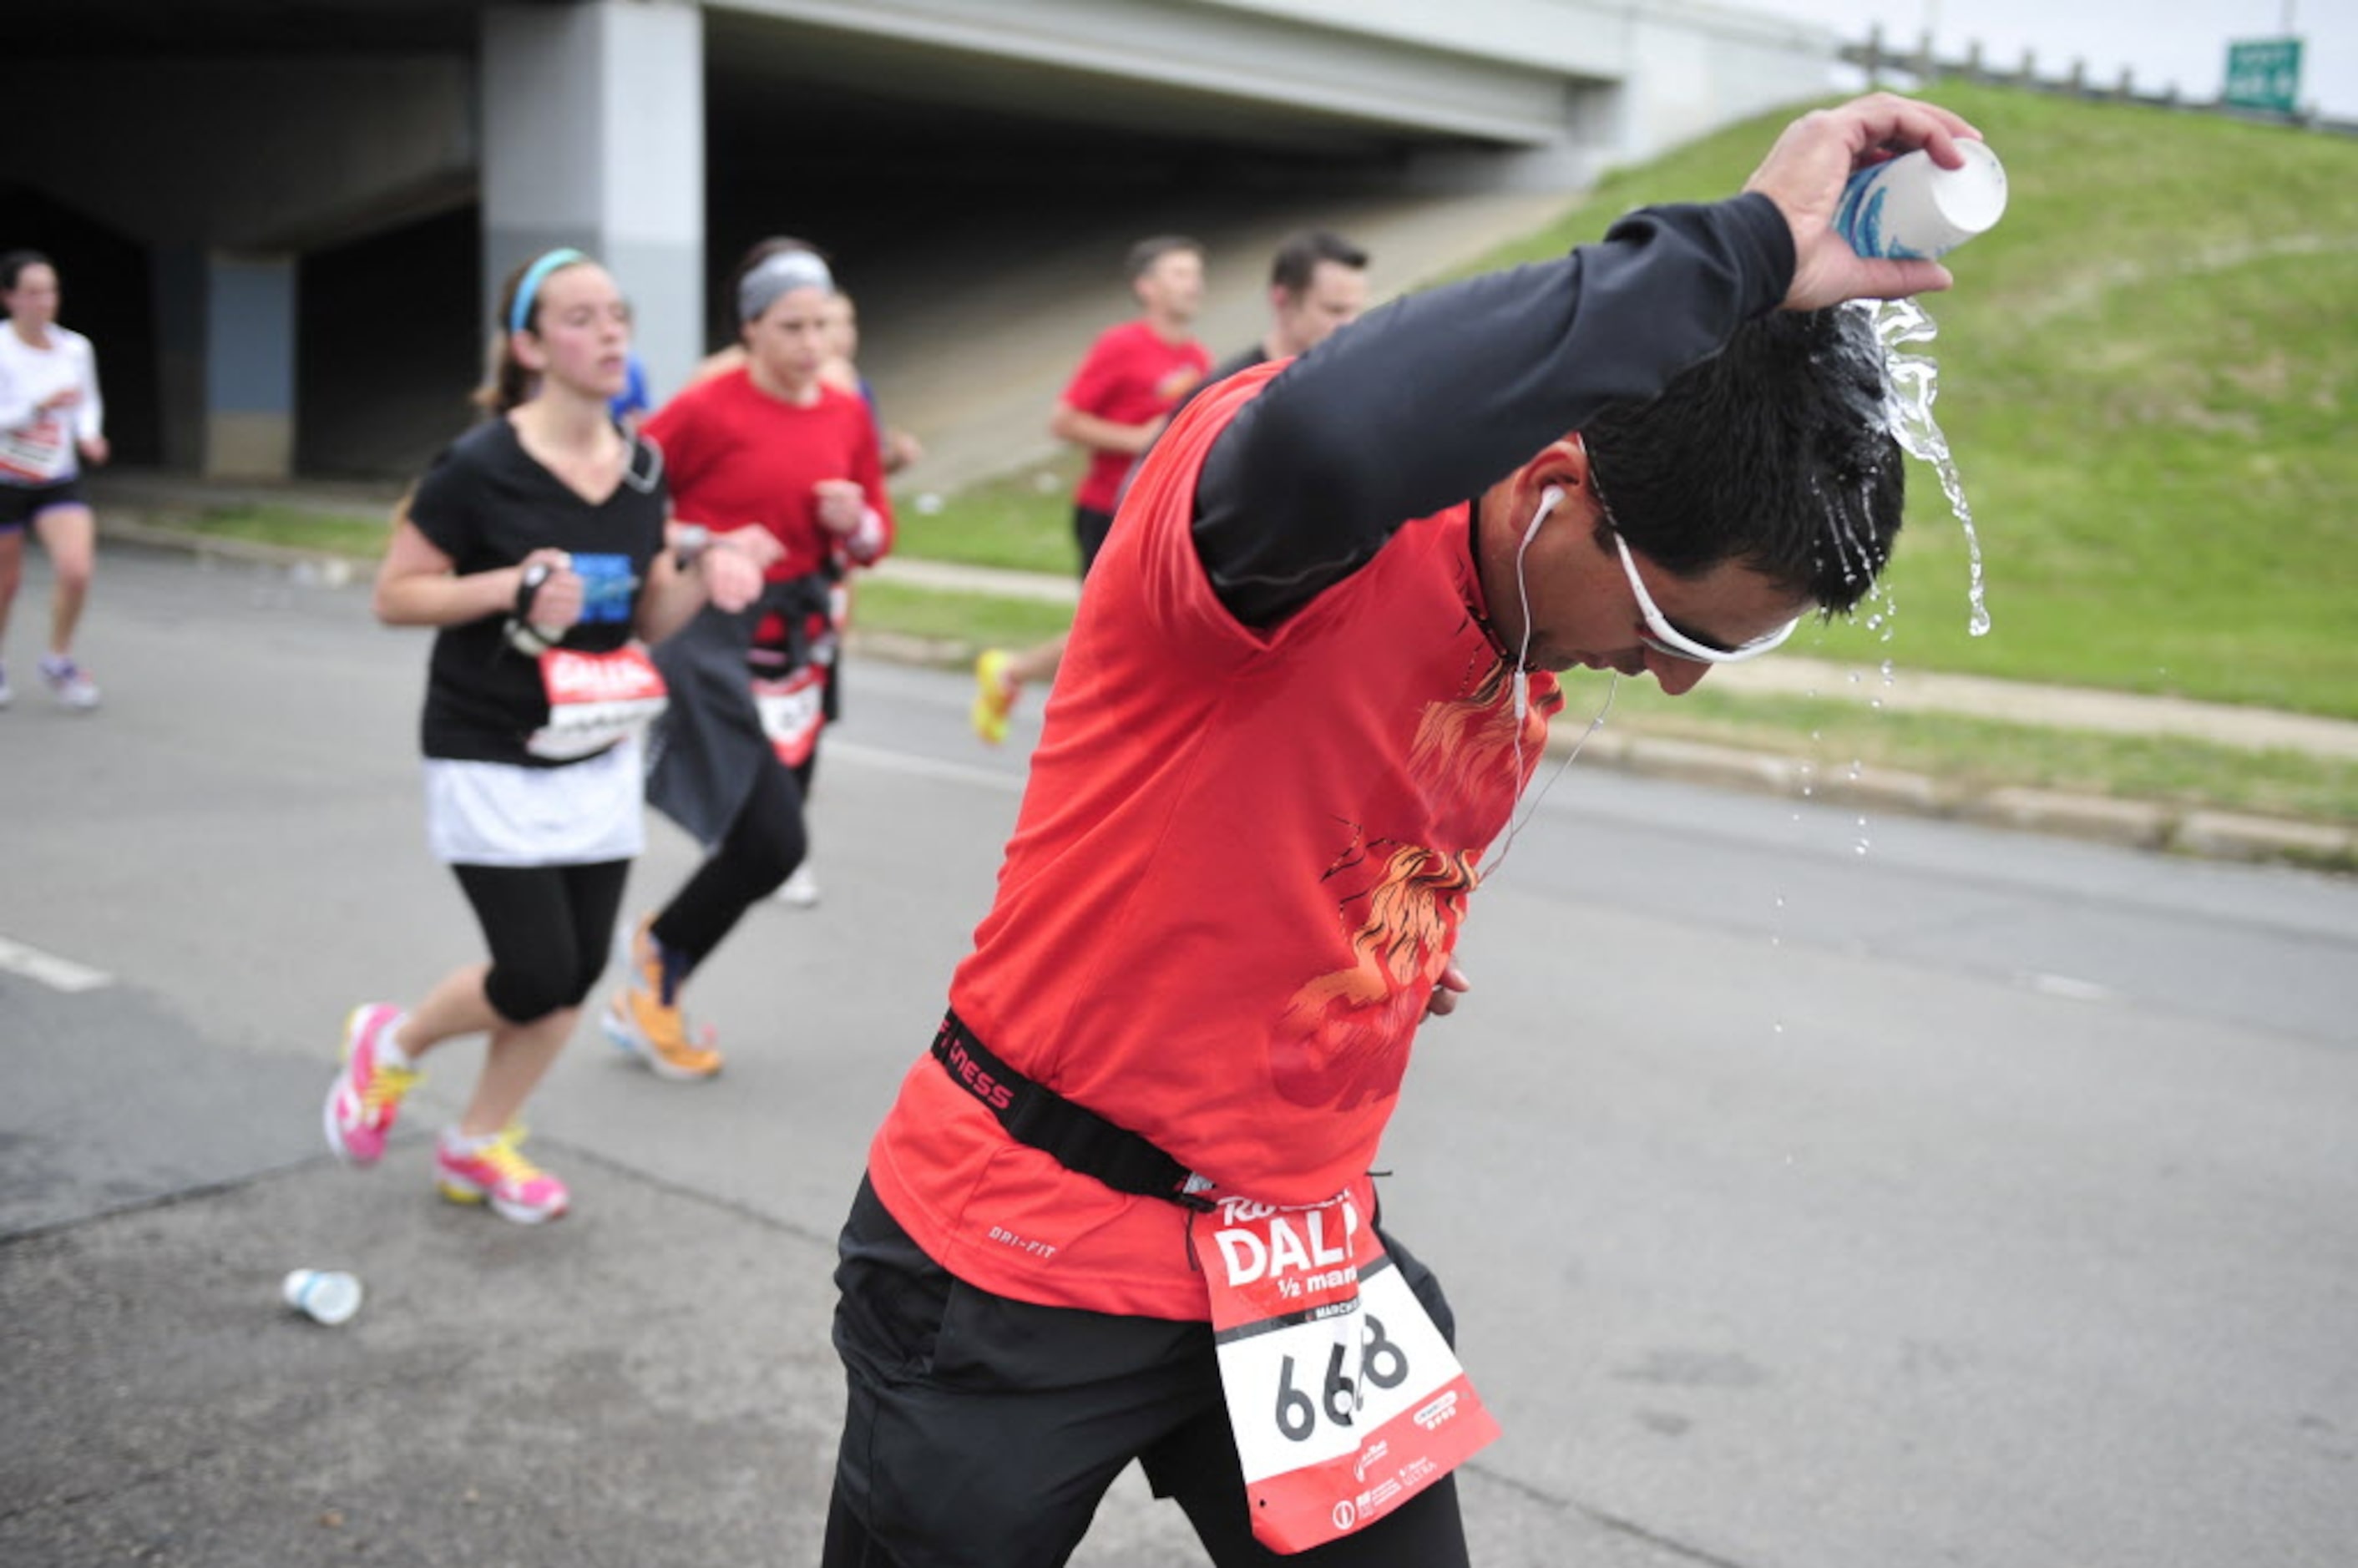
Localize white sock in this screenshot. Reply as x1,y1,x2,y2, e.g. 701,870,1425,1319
376,1016,416,1070
441,1126,498,1156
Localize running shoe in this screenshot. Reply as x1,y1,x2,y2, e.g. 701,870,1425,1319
773,862,822,908
435,1125,569,1224
971,649,1017,745
39,655,99,711
323,1004,420,1167
601,918,722,1080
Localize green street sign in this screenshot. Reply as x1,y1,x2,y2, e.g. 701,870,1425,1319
2224,38,2303,114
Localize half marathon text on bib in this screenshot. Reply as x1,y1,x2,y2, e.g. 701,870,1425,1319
1199,1191,1499,1555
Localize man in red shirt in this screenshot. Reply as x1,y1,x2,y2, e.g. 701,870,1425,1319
833,94,1984,1566
971,235,1210,742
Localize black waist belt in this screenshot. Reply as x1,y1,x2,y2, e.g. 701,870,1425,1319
931,1010,1212,1211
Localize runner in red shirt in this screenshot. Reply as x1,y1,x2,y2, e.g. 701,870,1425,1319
603,241,893,1080
970,235,1210,743
822,93,1986,1567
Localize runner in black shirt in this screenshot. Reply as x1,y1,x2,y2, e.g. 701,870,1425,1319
319,250,771,1224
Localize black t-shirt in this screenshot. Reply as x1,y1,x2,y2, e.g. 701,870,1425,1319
408,418,670,766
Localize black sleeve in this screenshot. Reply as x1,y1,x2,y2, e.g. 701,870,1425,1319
1192,194,1795,625
407,437,483,565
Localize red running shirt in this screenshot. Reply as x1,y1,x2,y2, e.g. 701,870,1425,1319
1059,319,1211,513
643,368,893,581
867,365,1562,1319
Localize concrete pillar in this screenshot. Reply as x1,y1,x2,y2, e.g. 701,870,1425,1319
481,0,705,404
202,254,297,479
150,245,208,473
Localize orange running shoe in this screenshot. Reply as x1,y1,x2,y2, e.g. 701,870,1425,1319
601,918,722,1080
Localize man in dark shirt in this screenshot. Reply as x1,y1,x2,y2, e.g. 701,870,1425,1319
1205,226,1371,388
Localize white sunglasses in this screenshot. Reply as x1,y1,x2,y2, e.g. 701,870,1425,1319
1608,528,1802,664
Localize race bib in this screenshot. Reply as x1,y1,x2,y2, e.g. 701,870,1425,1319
0,412,68,483
1202,1191,1499,1554
527,645,668,761
751,663,827,769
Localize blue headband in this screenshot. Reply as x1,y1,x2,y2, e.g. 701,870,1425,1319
509,247,589,336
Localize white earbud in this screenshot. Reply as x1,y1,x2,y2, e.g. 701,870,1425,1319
1510,487,1566,726
1522,487,1564,549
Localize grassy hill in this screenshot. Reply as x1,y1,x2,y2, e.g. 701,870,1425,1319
1458,83,2358,719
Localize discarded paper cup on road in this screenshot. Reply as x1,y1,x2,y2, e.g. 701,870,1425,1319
1834,140,2008,260
283,1268,363,1326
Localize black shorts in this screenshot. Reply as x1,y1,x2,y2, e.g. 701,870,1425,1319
1072,504,1116,579
0,477,86,531
822,1176,1470,1568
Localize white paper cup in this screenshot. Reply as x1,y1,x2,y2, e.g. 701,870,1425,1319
283,1268,364,1325
1834,141,2008,260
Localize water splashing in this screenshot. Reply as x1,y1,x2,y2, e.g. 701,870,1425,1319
1858,298,1991,636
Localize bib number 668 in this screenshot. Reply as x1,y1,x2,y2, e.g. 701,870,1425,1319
1273,1315,1409,1442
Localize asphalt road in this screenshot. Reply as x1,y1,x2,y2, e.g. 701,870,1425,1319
4,547,2354,1567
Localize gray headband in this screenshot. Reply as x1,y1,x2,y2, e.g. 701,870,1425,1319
737,250,834,325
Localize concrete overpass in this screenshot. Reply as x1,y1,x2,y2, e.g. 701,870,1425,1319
9,0,1838,481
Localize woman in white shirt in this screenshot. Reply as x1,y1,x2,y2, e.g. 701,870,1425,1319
0,250,107,711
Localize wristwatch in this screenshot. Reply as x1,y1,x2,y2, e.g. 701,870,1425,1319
671,524,712,569
507,559,566,655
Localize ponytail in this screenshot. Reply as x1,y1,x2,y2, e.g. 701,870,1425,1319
473,249,593,417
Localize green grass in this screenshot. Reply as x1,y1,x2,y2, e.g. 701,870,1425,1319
851,579,1077,649
892,451,1083,573
1456,83,2358,719
847,574,2355,826
1598,678,2358,824
169,504,392,558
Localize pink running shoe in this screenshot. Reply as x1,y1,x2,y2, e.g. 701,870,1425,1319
323,1004,419,1167
435,1125,569,1224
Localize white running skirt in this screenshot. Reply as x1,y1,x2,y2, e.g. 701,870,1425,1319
423,736,645,867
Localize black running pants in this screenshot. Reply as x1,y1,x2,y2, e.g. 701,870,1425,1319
821,1177,1470,1568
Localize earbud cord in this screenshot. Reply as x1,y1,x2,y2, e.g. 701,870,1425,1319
1490,485,1616,878
1490,674,1616,878
1508,488,1559,728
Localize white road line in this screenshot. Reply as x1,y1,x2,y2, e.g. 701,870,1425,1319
0,934,114,994
2024,972,2117,1004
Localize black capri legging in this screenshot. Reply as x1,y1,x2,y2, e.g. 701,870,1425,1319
453,858,631,1024
649,750,808,968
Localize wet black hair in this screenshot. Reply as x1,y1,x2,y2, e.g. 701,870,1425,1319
1579,305,1904,613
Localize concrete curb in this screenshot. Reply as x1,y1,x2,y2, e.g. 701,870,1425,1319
94,520,2355,875
104,516,370,579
